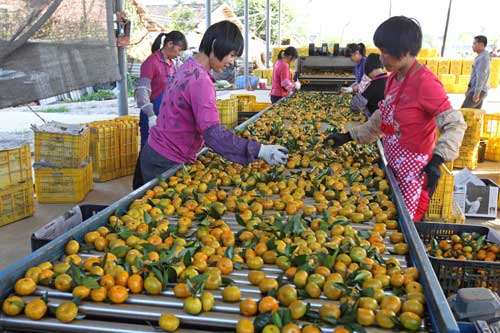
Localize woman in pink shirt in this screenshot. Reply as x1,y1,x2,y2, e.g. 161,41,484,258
270,46,298,103
133,31,187,189
139,21,288,184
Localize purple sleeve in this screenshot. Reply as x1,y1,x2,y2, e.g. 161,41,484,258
203,124,261,165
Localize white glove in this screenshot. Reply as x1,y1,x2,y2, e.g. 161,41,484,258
341,87,353,93
148,115,157,128
295,81,301,90
258,145,289,166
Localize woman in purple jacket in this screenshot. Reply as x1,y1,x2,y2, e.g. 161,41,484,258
139,21,289,184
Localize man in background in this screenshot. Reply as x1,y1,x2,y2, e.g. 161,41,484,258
462,35,490,109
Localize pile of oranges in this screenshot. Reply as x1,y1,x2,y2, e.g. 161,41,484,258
2,93,426,333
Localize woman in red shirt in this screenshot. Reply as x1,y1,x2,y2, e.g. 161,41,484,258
327,16,466,221
270,46,298,103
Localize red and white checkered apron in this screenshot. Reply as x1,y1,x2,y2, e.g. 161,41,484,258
379,61,431,220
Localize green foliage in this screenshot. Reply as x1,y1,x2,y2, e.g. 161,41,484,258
38,106,70,113
166,6,198,32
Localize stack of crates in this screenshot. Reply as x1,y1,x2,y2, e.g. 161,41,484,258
454,109,484,169
115,116,140,177
438,59,450,76
461,59,473,76
32,122,92,203
490,58,500,89
483,113,500,161
425,165,454,222
231,94,257,112
439,74,455,93
426,58,439,76
0,141,34,227
253,68,273,85
89,116,140,181
449,59,463,79
453,74,470,94
216,98,239,129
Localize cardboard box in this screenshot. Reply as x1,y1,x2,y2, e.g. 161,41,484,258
454,179,499,218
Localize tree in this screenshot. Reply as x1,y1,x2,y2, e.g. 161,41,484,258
212,0,295,44
167,6,198,32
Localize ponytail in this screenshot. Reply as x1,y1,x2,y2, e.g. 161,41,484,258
278,46,298,60
151,31,188,54
358,43,366,57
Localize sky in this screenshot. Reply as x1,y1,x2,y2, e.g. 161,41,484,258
140,0,500,56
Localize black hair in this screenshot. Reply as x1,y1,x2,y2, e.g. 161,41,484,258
151,31,187,54
364,53,383,76
373,16,422,59
475,35,488,47
278,46,299,60
199,21,244,61
346,43,366,57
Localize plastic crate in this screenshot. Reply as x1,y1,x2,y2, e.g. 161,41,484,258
0,142,32,187
249,101,272,112
461,59,473,76
448,202,465,224
30,204,108,251
454,143,479,169
425,165,454,221
0,181,34,227
485,138,500,162
415,222,500,296
34,161,93,203
449,59,463,79
89,121,121,182
34,127,90,168
231,94,257,112
482,113,500,139
461,108,484,145
116,117,140,177
217,98,238,127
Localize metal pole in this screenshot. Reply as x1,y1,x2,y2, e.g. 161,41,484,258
277,0,281,46
266,0,270,68
388,0,392,17
205,0,211,29
244,0,249,89
116,0,128,116
441,0,452,57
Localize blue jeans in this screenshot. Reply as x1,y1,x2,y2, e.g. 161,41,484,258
140,143,180,184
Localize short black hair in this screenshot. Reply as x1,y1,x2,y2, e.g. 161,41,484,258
346,43,366,57
364,53,383,76
475,35,488,47
278,46,298,60
199,21,244,61
373,16,422,59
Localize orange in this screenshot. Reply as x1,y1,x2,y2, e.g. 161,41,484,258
55,301,78,323
114,270,129,287
127,274,143,294
216,257,233,275
90,287,107,302
222,285,241,302
258,296,279,313
65,240,80,255
173,283,191,298
159,313,180,331
108,285,128,304
236,318,255,333
14,278,36,296
248,270,266,285
72,285,91,300
54,274,73,292
239,298,257,316
99,274,115,289
2,296,24,316
24,299,47,320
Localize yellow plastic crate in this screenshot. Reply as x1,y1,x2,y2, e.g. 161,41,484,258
34,128,90,168
0,142,32,187
490,58,500,88
425,165,454,221
217,99,239,128
426,58,439,75
482,113,500,139
485,138,500,161
449,59,462,79
0,181,34,227
439,74,455,92
461,59,473,75
460,108,484,145
457,75,470,86
34,161,93,203
89,121,121,182
231,94,257,112
438,59,450,75
454,143,479,169
116,116,140,178
250,101,272,112
448,202,465,224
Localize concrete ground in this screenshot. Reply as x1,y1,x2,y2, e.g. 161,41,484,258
0,88,499,272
